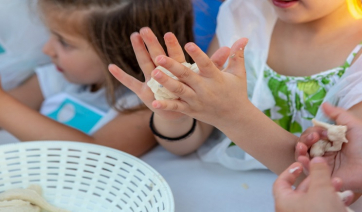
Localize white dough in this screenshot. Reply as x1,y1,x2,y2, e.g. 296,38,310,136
310,119,348,157
147,62,199,100
0,185,69,212
337,191,354,212
0,199,40,212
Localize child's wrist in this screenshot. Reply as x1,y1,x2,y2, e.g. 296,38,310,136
152,113,196,140
150,112,196,141
217,101,255,132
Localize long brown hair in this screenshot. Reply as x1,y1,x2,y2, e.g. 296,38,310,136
38,0,194,110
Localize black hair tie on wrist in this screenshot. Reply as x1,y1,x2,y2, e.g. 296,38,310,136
149,112,197,141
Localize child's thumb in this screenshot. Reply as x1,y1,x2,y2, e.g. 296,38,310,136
322,102,356,126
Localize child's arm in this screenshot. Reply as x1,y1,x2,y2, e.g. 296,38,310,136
7,75,44,110
0,80,155,157
143,35,298,174
109,28,230,155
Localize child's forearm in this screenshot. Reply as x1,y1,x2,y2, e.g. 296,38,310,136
0,91,93,142
0,91,156,157
153,113,214,155
217,101,299,175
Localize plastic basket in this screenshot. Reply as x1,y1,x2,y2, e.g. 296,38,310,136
0,141,174,212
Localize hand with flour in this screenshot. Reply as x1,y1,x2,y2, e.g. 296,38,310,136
109,27,230,155
273,157,354,212
147,62,199,100
296,103,362,193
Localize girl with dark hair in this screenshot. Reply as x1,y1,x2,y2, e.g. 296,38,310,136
0,0,194,156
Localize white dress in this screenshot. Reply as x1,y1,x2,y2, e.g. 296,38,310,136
36,64,142,135
197,0,362,171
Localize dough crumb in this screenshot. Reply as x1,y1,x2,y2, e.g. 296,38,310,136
241,183,249,190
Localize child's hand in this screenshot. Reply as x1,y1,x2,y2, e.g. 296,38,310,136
147,37,250,129
296,103,362,193
109,27,229,121
273,157,353,212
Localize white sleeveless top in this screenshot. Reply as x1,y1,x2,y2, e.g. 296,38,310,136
197,0,362,171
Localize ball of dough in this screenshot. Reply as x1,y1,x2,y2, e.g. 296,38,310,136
147,62,199,100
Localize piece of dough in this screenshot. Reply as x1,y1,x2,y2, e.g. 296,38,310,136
310,119,348,157
337,191,354,212
0,199,40,212
0,185,69,212
147,62,199,100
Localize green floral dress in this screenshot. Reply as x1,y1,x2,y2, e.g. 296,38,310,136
263,44,362,136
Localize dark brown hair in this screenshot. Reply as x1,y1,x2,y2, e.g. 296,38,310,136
38,0,194,110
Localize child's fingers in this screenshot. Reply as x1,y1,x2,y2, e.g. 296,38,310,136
300,128,326,147
151,68,196,100
130,32,155,78
155,55,201,88
152,99,189,113
164,32,186,63
322,103,355,126
140,27,166,64
210,46,231,70
273,162,303,198
297,155,310,175
308,157,333,189
296,160,339,193
296,175,310,192
108,64,143,95
295,142,308,160
184,42,220,78
331,177,343,192
224,38,248,77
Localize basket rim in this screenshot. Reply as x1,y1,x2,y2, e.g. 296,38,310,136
0,140,175,212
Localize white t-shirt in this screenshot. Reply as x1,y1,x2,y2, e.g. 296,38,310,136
0,0,50,90
198,0,362,171
36,64,142,135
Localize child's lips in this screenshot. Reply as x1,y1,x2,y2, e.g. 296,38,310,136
272,0,299,8
56,66,64,72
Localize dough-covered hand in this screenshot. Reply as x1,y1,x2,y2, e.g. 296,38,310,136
273,157,354,212
148,38,250,129
296,103,362,192
309,119,348,157
147,62,199,100
109,27,230,121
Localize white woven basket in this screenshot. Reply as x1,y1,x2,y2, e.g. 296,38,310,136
0,141,174,212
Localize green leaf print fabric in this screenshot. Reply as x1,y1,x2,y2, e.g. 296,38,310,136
228,43,361,147
261,43,361,135
263,68,344,134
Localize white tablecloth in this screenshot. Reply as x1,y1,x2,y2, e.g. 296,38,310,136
1,130,361,212
142,145,277,212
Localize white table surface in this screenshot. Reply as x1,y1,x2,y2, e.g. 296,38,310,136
142,145,277,212
0,130,361,212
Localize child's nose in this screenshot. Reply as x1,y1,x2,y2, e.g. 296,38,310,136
42,38,56,58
